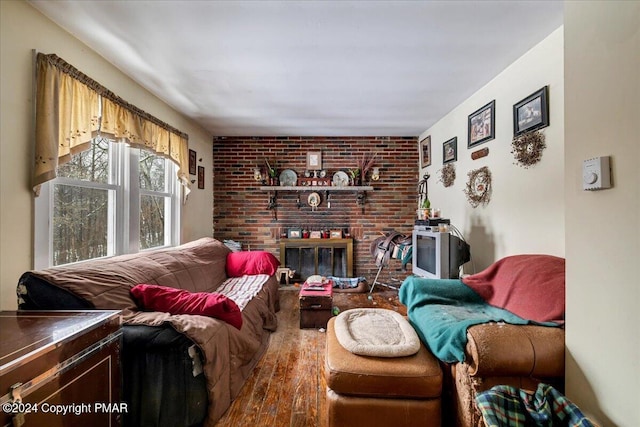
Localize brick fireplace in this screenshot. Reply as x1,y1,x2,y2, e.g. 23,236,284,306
212,136,418,281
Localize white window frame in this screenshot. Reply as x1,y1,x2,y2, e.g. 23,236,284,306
34,138,181,269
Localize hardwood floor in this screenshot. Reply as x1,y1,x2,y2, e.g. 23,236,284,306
214,287,407,427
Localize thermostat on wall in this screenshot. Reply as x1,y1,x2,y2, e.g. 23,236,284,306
582,156,611,191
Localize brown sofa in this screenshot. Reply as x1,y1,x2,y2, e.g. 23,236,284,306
17,237,280,427
400,254,566,427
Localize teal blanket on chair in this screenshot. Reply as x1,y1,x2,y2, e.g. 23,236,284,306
398,276,554,363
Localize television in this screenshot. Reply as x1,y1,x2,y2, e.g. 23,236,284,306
412,227,471,279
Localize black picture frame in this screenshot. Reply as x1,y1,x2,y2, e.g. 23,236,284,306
513,86,549,135
197,166,205,189
419,136,431,168
189,149,197,175
443,137,457,164
468,100,495,148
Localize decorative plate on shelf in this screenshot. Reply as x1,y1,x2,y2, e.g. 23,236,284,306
279,169,298,186
332,171,349,187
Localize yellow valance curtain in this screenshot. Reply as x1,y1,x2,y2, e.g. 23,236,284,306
33,53,189,194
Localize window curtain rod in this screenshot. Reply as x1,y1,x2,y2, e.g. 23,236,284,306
38,53,188,140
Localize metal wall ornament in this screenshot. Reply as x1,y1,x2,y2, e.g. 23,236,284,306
511,130,546,168
464,166,492,208
438,163,456,188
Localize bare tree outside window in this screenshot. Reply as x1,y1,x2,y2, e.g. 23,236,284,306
46,138,175,266
53,138,111,265
139,151,167,249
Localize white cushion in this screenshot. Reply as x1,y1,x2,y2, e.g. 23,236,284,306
334,308,420,357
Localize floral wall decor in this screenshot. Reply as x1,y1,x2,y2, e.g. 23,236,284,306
438,163,456,188
511,130,546,168
464,166,492,208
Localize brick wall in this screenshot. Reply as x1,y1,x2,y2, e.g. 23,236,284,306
212,136,418,281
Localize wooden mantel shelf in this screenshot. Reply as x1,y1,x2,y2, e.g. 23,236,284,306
259,186,374,191
260,186,373,219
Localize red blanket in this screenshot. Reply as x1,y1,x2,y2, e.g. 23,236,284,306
462,254,565,324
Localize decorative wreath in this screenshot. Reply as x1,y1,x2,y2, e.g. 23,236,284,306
511,130,546,168
438,163,456,188
464,166,492,208
307,192,321,211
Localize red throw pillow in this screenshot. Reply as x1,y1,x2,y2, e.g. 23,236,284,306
462,254,565,324
226,251,280,277
130,284,242,329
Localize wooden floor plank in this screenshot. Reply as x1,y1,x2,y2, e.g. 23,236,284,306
259,292,300,426
215,287,404,426
289,328,319,426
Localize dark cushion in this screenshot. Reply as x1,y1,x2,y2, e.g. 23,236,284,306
17,273,93,310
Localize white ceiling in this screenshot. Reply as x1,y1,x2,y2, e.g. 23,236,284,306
29,0,563,137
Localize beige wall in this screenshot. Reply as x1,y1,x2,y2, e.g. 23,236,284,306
0,0,214,310
419,27,565,271
564,2,639,425
3,1,638,422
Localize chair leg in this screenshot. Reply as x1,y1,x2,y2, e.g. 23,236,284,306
369,265,385,294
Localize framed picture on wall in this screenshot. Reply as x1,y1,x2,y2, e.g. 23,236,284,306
306,151,322,170
468,100,495,148
288,228,301,239
189,149,197,175
513,86,549,135
197,166,205,189
419,136,431,168
443,137,458,164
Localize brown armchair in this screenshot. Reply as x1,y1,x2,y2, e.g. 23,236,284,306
400,254,566,427
443,323,564,426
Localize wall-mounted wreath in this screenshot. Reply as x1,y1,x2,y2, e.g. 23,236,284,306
511,130,546,168
438,163,456,188
464,166,492,208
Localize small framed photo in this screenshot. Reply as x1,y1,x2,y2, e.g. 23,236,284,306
443,137,458,164
197,166,205,189
468,100,495,148
306,151,322,170
419,136,432,168
288,228,302,239
330,229,343,239
310,231,322,239
189,149,197,175
513,86,549,135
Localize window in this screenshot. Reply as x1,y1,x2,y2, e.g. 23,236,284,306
35,137,180,268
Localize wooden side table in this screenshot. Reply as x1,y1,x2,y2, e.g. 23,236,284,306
0,310,122,427
299,282,334,329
